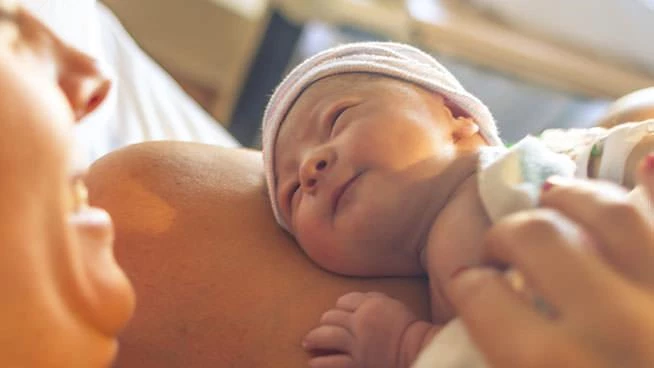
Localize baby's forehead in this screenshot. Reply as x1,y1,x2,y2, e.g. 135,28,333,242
279,77,349,131
279,72,434,141
285,73,396,118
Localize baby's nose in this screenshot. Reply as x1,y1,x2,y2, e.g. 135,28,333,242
300,156,331,194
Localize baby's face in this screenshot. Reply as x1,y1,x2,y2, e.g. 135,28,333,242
274,74,487,276
0,2,133,366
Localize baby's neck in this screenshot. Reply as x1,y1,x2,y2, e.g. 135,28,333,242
420,170,492,321
409,154,481,260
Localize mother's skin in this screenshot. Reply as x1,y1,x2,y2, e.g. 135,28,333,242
87,142,430,367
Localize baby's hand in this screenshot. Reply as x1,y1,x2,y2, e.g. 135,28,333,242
303,292,419,368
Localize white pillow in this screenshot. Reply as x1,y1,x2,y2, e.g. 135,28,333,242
22,0,240,165
22,0,104,58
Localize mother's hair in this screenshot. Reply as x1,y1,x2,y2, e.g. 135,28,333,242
86,142,430,367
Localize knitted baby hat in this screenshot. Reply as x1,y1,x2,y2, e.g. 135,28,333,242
262,41,502,230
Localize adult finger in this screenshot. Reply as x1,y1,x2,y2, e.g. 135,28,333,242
448,267,557,367
541,176,654,287
482,208,629,316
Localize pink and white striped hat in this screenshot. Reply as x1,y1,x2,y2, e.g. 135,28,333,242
262,41,502,230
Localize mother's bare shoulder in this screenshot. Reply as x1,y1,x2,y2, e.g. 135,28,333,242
87,142,430,368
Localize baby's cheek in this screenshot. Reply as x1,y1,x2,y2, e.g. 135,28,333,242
298,234,344,272
295,218,333,259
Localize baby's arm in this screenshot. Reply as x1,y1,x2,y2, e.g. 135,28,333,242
303,292,441,368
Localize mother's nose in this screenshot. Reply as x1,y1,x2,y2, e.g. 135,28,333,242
58,46,111,122
299,148,336,194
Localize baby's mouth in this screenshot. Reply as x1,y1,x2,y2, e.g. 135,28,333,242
332,172,362,214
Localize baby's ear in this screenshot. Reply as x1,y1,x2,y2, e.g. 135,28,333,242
452,116,480,141
441,99,479,140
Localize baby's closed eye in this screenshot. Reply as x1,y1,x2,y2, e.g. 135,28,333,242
329,103,361,138
289,182,300,206
329,107,348,138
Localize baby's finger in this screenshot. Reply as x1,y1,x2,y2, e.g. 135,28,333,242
303,325,353,353
335,292,367,312
320,309,351,328
365,291,387,298
309,355,355,368
448,267,556,367
541,176,654,287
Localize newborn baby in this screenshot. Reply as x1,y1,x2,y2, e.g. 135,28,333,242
261,42,653,368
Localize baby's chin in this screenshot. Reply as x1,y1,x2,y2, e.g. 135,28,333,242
301,236,424,277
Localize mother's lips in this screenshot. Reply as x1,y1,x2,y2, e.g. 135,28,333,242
332,172,362,213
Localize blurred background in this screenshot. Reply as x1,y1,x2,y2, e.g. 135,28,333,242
100,0,654,147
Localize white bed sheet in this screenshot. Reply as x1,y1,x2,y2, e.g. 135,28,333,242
22,0,240,165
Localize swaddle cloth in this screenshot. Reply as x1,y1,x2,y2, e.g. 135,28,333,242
262,41,503,231
412,319,487,368
478,136,576,223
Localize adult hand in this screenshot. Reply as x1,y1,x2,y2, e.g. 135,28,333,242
447,154,654,368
